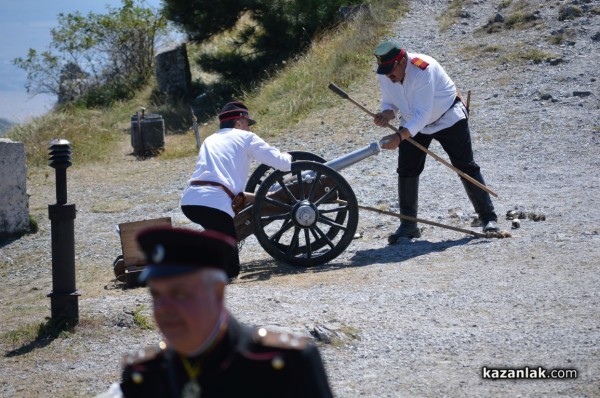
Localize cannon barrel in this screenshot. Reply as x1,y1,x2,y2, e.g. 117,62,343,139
270,141,381,191
323,141,381,172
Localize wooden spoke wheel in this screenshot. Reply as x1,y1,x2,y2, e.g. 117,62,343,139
252,161,358,267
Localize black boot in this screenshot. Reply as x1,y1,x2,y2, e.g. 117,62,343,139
461,172,498,232
388,176,421,244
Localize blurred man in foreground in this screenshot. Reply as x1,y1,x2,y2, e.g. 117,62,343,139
97,226,333,398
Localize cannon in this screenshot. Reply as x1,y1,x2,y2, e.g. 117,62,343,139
234,142,381,267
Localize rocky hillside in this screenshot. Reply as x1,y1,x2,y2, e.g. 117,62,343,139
1,0,599,397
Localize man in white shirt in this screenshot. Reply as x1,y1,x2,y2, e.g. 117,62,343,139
373,41,499,243
180,101,292,278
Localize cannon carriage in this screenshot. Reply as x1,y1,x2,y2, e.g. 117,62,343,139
234,142,381,267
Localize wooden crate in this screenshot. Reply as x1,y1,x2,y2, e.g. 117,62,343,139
117,217,171,286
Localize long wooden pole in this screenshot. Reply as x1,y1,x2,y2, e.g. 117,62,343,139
328,83,498,198
336,200,487,238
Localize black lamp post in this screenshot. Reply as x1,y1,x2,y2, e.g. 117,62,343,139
47,139,79,323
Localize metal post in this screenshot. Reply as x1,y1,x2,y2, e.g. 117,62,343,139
47,139,79,323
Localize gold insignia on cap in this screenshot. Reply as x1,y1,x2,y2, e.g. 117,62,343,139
271,356,285,370
159,341,167,350
258,328,268,337
151,244,165,263
132,372,144,384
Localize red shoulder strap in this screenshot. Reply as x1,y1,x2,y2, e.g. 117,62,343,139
410,57,429,70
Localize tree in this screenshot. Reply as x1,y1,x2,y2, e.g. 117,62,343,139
162,0,361,88
13,0,167,107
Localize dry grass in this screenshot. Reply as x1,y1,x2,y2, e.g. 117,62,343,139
480,0,543,33
438,0,473,31
7,108,125,168
460,41,557,67
500,44,558,64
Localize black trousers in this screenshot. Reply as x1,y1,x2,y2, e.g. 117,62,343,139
181,205,240,278
397,118,480,177
397,118,497,223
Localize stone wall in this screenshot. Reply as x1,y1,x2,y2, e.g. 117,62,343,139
0,139,29,236
155,43,192,97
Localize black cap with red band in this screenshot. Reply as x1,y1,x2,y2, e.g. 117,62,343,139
218,101,256,126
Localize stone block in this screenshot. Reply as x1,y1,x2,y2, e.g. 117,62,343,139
155,43,192,97
0,138,29,236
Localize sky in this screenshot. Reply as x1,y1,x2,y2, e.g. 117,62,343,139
0,0,164,124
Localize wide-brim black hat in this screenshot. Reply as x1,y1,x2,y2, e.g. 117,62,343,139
137,227,237,283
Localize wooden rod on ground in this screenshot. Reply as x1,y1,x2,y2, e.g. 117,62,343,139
336,200,487,238
328,83,498,198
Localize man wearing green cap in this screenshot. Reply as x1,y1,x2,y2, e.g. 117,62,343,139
97,226,334,398
373,41,499,243
180,101,292,278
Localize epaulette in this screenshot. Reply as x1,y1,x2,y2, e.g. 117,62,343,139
121,341,168,368
252,327,309,350
410,57,429,70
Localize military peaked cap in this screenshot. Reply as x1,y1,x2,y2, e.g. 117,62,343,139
374,41,406,75
137,227,237,283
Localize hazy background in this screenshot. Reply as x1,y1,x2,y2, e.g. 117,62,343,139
0,0,163,127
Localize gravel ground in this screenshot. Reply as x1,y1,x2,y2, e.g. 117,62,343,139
1,0,599,397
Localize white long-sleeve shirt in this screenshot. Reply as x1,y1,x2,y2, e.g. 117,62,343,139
378,52,468,136
180,128,292,217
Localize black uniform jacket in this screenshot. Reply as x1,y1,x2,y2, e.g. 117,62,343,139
120,315,333,397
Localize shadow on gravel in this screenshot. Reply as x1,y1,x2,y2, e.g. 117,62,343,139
236,237,486,281
237,256,357,282
235,236,492,281
238,259,311,282
349,236,482,266
0,236,20,249
4,317,77,357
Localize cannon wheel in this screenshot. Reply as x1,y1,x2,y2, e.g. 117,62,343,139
245,151,341,252
245,151,326,193
252,161,358,267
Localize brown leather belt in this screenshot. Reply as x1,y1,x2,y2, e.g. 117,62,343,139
190,180,235,200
